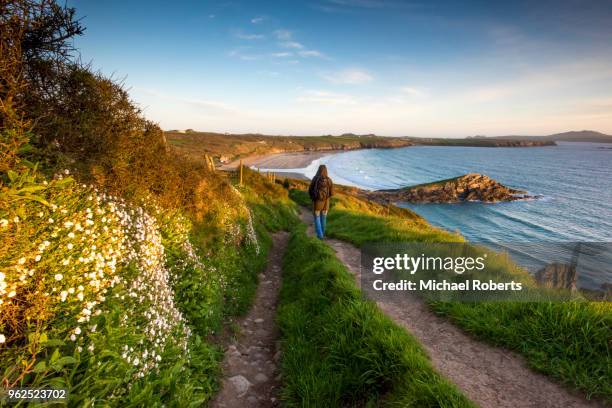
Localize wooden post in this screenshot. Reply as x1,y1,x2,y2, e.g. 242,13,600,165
208,155,215,172
239,159,243,186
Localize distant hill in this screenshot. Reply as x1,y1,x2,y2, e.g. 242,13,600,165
165,131,412,163
491,130,612,143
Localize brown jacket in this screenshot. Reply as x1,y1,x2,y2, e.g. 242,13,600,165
309,176,334,212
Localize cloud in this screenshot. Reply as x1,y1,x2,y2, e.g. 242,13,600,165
259,70,280,77
400,86,427,97
464,58,612,103
251,16,266,24
228,48,261,61
298,49,325,58
297,90,357,105
328,0,386,7
274,29,293,40
235,32,265,40
322,69,373,84
137,88,236,113
271,52,293,57
280,41,304,49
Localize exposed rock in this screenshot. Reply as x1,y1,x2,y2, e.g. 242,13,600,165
227,375,251,397
535,263,577,291
254,373,269,383
366,173,534,204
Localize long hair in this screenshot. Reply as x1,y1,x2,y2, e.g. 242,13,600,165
314,164,328,179
309,164,329,199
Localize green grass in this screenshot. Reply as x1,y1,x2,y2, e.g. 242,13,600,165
289,186,612,403
277,225,474,407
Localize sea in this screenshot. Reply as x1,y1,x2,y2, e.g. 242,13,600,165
263,142,612,290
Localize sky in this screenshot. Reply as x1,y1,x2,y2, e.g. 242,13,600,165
70,0,612,137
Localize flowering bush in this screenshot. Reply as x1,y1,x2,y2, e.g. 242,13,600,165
0,168,265,404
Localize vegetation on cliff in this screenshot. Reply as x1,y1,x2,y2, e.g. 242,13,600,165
166,131,412,164
367,173,532,203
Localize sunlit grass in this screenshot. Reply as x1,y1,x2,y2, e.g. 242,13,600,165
289,185,612,403
278,225,474,407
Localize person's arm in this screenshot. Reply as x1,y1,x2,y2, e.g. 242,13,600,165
308,178,316,200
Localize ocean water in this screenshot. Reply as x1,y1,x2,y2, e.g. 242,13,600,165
267,142,612,290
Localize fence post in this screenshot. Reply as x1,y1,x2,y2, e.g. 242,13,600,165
239,159,243,186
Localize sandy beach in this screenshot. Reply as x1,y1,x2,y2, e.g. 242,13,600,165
220,150,338,173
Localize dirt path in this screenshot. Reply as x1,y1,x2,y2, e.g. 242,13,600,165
298,208,602,408
211,232,288,408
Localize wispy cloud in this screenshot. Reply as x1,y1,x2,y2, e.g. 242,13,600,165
272,28,327,59
251,16,266,24
228,48,261,61
273,29,293,40
328,0,387,8
322,69,373,84
235,32,265,40
400,86,427,97
464,59,612,103
280,41,304,49
297,90,357,105
298,49,325,58
271,52,293,57
137,88,236,112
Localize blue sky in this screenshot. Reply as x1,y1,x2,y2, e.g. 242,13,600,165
71,0,612,136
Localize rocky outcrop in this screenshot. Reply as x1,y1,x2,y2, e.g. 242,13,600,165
366,173,532,204
535,263,577,292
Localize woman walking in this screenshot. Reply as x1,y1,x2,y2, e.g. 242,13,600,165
308,165,334,239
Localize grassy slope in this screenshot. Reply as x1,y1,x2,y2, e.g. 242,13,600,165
289,186,612,402
278,224,474,407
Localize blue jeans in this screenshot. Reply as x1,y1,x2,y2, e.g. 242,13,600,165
314,210,327,239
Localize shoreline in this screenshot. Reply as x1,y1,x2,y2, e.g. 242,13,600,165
220,150,340,171
220,150,349,181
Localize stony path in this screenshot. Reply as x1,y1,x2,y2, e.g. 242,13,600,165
211,232,288,408
299,208,603,408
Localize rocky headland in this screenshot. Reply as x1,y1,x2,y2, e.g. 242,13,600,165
366,173,534,204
